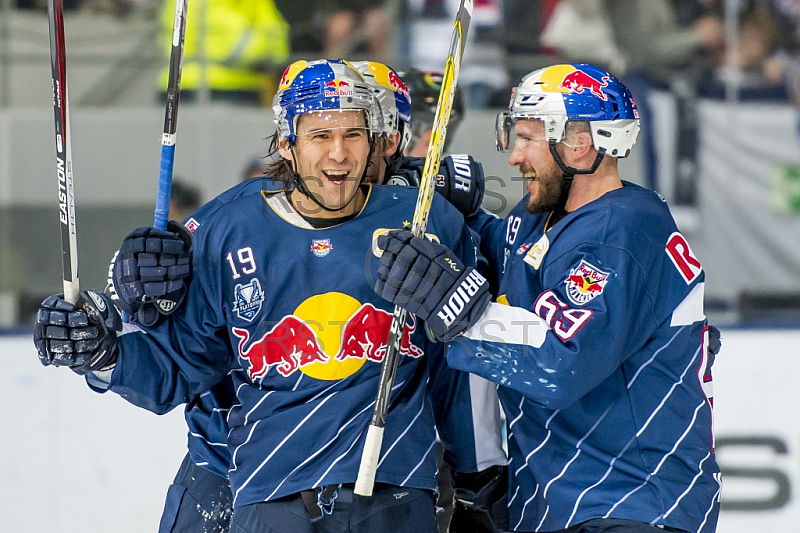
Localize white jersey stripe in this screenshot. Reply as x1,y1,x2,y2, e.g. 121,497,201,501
189,431,226,447
234,392,337,505
636,345,701,438
402,439,437,485
627,326,685,388
378,399,426,468
228,418,260,475
313,430,366,487
606,402,711,520
659,449,712,520
514,483,539,531
508,397,525,430
697,487,722,532
267,400,375,499
245,390,273,425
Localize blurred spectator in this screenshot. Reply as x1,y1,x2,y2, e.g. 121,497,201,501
401,68,464,157
322,0,392,63
768,0,800,112
78,0,159,16
459,0,509,108
169,178,203,222
540,0,625,74
541,0,724,82
406,0,509,109
541,0,725,201
15,0,83,9
158,0,290,106
717,10,785,87
502,0,559,85
240,155,269,181
273,0,325,55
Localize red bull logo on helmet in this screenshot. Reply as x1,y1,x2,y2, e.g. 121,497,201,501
564,260,610,305
558,70,609,101
387,70,410,99
232,293,423,382
279,60,309,90
324,79,354,97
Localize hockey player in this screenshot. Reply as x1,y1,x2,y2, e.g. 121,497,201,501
372,64,722,533
125,60,497,533
402,68,465,158
34,59,492,533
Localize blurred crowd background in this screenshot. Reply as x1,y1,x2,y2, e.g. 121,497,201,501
1,0,799,328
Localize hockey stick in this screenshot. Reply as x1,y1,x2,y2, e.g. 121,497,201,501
355,0,474,497
47,0,79,304
154,0,188,230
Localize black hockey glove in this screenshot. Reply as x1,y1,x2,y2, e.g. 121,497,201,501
374,229,491,342
436,154,485,219
708,324,721,357
449,465,509,533
109,221,192,326
34,290,121,375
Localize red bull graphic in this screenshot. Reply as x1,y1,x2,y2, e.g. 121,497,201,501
233,317,328,380
232,302,423,382
311,239,333,257
324,79,354,97
336,303,423,363
564,260,610,305
559,70,609,101
387,70,410,99
279,60,308,90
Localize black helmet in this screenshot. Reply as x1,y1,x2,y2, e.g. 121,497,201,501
401,68,464,151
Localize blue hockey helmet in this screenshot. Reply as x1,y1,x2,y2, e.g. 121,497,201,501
351,61,413,154
273,59,383,144
496,64,640,158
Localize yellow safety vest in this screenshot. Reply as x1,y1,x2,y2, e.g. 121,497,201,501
159,0,290,93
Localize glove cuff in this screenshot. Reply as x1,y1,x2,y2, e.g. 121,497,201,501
426,267,491,342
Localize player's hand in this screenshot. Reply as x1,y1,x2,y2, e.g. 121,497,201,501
374,229,490,341
34,290,121,375
109,221,192,326
436,154,485,219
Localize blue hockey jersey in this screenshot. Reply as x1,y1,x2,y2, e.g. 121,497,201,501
448,183,721,532
176,157,503,481
108,184,485,508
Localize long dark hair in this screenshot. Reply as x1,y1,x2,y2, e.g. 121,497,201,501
264,131,294,188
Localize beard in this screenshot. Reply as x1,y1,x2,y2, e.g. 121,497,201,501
526,161,565,214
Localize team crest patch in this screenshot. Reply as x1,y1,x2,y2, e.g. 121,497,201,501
385,174,412,186
564,260,610,305
185,218,200,233
233,278,264,322
523,235,550,270
311,239,333,257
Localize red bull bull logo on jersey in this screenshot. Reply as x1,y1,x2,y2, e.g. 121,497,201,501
559,70,609,101
311,239,333,257
232,298,423,382
564,260,610,305
324,79,354,97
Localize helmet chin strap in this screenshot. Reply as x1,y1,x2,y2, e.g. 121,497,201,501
288,138,377,214
548,141,606,212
